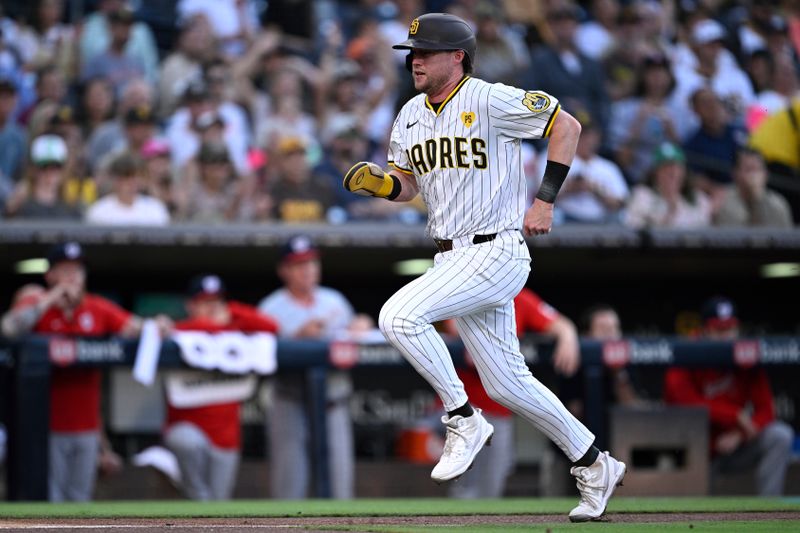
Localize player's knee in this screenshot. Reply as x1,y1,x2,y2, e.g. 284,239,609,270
378,302,414,337
485,386,515,409
764,422,794,452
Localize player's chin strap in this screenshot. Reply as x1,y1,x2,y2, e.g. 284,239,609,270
535,160,570,204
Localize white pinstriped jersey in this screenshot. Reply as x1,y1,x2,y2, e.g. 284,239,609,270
388,76,560,240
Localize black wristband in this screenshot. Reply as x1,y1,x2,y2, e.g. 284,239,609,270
386,174,402,201
535,160,570,203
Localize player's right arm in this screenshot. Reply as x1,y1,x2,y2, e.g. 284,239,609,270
1,284,67,338
343,110,420,201
342,162,418,201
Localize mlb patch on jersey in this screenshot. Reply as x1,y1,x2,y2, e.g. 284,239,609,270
522,92,550,113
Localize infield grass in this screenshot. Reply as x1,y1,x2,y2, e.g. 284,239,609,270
1,497,798,532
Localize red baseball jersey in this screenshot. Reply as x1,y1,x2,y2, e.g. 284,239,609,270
664,367,776,455
31,294,132,432
167,302,278,450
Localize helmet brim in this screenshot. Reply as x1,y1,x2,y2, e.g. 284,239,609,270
392,38,454,51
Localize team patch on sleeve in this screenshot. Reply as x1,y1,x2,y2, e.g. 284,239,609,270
522,92,551,113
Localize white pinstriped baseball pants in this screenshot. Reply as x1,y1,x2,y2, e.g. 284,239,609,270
379,229,595,461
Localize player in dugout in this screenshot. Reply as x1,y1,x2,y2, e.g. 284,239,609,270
0,242,172,501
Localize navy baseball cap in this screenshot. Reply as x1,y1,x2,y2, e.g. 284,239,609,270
47,241,85,267
187,274,226,299
701,296,739,330
280,235,319,264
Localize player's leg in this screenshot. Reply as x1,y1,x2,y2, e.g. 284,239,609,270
754,421,793,495
456,306,625,521
379,232,530,411
717,421,794,495
64,432,100,502
378,231,530,482
164,422,212,500
207,446,240,500
326,397,355,499
48,432,70,502
267,385,310,498
455,308,594,461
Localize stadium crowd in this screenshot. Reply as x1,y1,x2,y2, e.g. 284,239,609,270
0,0,798,228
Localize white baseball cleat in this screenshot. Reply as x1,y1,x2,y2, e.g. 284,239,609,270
431,408,494,483
568,451,626,522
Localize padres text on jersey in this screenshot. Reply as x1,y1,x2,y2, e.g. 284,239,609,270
388,76,560,240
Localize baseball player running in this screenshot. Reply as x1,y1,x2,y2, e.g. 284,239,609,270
343,13,625,521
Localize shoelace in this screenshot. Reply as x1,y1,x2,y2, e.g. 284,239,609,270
574,468,604,506
441,424,468,460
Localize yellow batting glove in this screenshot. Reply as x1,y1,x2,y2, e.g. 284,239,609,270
343,162,398,199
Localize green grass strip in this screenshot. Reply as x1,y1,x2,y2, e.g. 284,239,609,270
348,521,800,533
0,497,798,518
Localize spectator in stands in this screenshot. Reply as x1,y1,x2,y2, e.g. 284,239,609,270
624,142,712,229
268,137,335,223
714,147,793,227
757,51,799,116
85,78,155,175
173,141,255,223
85,151,170,225
94,104,159,178
166,78,248,176
44,107,96,210
76,77,115,145
525,1,610,139
551,111,629,224
258,235,356,499
575,0,620,61
0,242,171,501
203,58,250,168
664,296,794,496
748,97,800,223
18,65,66,134
609,53,681,185
672,19,755,133
445,287,580,499
682,87,749,211
79,0,158,87
164,274,279,500
230,29,283,139
81,6,147,96
4,134,81,220
176,0,259,59
140,138,178,216
17,0,78,80
472,1,530,85
0,76,26,206
157,15,215,118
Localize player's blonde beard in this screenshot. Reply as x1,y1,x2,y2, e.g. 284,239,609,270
415,60,464,98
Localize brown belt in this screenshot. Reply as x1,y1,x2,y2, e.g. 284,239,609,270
434,233,497,253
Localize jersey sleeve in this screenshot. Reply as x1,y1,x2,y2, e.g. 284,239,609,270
489,84,561,140
387,112,414,175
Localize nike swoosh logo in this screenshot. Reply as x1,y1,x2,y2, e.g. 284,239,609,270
406,120,419,129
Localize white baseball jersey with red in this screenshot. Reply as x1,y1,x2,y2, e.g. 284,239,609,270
388,76,560,239
379,75,595,462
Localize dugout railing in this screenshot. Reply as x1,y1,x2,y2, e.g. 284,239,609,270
1,335,799,501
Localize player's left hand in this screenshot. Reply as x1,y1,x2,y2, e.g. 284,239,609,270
523,199,554,236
